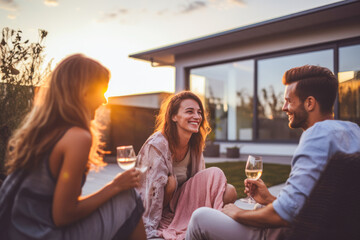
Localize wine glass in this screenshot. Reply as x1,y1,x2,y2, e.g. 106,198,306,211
116,145,148,173
241,155,263,204
117,145,137,170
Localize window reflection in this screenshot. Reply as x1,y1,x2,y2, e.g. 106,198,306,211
190,60,254,141
339,44,360,125
258,49,333,141
187,46,359,142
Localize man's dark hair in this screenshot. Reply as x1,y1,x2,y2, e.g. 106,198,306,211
282,65,338,114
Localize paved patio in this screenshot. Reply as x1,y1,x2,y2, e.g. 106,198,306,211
82,155,290,197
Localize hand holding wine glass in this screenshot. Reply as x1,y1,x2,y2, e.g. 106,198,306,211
241,155,263,204
117,145,137,170
117,145,148,173
112,167,141,191
114,145,140,191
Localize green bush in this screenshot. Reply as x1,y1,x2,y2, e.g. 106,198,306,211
0,28,50,177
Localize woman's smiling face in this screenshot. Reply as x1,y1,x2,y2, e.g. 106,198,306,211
172,99,203,135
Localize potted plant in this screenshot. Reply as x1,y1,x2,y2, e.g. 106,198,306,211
226,145,240,158
203,131,220,157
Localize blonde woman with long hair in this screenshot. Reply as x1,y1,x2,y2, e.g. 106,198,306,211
0,54,146,240
136,91,237,239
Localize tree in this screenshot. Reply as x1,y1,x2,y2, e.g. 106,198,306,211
0,27,50,177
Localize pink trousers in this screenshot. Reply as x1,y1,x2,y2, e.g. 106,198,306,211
158,167,227,240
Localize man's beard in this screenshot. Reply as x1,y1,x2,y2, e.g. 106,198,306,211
289,104,308,130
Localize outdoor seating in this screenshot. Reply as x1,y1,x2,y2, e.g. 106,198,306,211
285,152,360,240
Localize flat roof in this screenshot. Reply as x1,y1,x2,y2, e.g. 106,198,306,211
108,91,172,99
129,0,360,66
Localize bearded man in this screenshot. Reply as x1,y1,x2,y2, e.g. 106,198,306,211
185,65,360,240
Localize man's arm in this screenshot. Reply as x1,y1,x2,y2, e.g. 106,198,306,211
222,178,289,228
222,203,290,228
245,179,276,205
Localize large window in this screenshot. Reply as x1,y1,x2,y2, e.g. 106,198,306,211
257,49,333,140
190,60,254,141
189,40,360,142
338,44,360,125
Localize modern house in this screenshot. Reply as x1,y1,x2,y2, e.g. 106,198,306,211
129,0,360,156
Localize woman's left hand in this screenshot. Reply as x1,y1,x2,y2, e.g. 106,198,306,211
163,175,176,207
165,175,176,195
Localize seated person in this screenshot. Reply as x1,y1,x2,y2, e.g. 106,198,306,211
136,91,237,239
186,65,360,240
0,54,146,240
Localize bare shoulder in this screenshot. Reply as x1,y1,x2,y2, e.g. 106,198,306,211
60,127,92,150
49,127,92,178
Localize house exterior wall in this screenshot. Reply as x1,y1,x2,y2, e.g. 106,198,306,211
108,92,171,109
173,17,360,156
174,17,360,81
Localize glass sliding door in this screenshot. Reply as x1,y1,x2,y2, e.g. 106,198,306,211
190,60,254,141
338,44,360,125
188,42,360,142
257,49,333,141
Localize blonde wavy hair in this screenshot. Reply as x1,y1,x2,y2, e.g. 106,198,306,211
6,54,110,174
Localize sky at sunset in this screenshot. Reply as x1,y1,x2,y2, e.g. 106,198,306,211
1,0,343,97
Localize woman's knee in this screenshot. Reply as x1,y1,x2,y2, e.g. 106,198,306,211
203,167,225,177
223,184,237,205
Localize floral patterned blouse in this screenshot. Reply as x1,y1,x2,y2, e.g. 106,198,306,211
136,131,205,238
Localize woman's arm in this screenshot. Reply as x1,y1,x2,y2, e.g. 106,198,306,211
163,175,176,207
52,127,140,227
138,145,170,235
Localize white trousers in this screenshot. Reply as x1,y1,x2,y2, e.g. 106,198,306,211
185,207,286,240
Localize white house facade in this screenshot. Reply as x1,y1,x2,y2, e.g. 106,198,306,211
129,1,360,156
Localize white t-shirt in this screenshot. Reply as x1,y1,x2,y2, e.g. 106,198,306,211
173,149,190,186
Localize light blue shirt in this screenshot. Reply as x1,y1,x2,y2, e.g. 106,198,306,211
272,120,360,223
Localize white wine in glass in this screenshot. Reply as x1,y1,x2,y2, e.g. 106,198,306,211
241,155,263,203
117,145,137,170
245,169,262,180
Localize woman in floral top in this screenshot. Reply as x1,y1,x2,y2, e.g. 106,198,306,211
136,91,237,240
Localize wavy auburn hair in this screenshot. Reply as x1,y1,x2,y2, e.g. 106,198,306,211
6,54,110,174
155,91,211,159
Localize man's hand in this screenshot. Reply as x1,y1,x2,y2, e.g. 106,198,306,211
222,203,243,220
222,203,290,228
245,179,276,205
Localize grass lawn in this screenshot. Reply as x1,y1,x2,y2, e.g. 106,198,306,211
206,161,291,198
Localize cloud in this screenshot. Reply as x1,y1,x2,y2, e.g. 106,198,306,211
180,1,207,14
228,0,246,7
103,12,118,20
208,0,247,9
118,8,128,14
157,8,169,16
44,0,59,7
0,0,18,11
97,8,130,23
97,1,215,23
7,13,16,19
